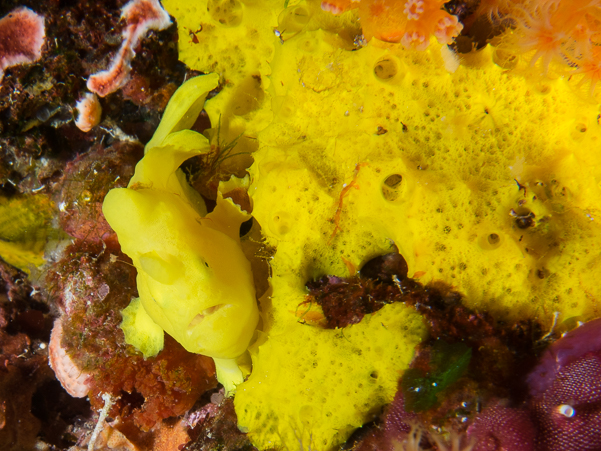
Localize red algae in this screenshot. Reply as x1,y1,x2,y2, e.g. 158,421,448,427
57,141,143,243
0,259,90,450
47,240,217,434
183,398,256,451
0,7,45,83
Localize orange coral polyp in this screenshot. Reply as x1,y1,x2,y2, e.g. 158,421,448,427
397,7,460,49
404,0,425,20
321,0,352,15
346,0,462,48
359,0,407,42
464,0,601,98
572,46,601,97
475,0,510,22
401,30,429,49
570,22,595,57
518,22,566,70
506,0,601,74
366,0,388,17
434,15,464,45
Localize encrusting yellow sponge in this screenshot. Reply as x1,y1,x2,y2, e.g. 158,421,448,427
102,74,259,394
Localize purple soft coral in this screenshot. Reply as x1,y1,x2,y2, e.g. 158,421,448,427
528,318,601,451
354,387,417,450
531,354,601,451
527,318,601,396
467,406,535,451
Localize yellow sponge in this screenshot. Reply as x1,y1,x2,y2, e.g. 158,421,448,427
251,31,601,324
235,303,426,450
148,1,601,449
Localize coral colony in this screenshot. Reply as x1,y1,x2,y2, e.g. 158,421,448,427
3,0,601,450
321,0,464,47
0,7,45,83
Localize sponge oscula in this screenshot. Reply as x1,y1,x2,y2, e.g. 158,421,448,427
102,74,259,394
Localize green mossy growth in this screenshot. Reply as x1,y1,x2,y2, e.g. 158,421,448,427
402,341,472,412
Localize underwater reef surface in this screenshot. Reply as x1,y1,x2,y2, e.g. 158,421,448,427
2,0,601,450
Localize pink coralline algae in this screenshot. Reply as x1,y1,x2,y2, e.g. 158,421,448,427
74,93,102,132
528,318,601,451
0,7,45,83
48,318,91,398
87,0,171,97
